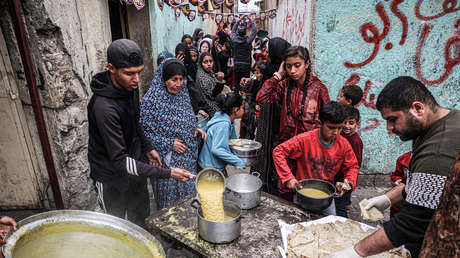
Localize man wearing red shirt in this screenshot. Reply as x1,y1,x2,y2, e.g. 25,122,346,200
273,101,359,215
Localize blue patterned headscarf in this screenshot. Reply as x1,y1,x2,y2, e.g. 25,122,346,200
140,58,198,208
156,51,174,66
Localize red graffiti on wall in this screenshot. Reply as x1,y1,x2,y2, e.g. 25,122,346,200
415,21,460,85
344,0,459,86
358,118,381,133
344,3,390,69
415,0,460,21
280,1,309,46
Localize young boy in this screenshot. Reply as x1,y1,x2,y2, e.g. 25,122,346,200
337,84,363,107
273,101,359,215
335,106,363,217
335,85,364,217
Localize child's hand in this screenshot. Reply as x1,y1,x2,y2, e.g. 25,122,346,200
240,77,251,87
286,178,301,191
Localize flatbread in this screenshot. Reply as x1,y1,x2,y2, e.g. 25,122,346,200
336,179,352,191
286,220,409,258
359,199,384,222
228,139,245,147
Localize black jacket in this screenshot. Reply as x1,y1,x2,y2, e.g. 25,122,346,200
186,75,212,115
87,71,170,189
232,21,257,72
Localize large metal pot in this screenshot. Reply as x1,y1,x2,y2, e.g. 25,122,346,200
224,172,262,209
2,210,165,258
191,199,241,244
295,179,337,212
229,139,262,166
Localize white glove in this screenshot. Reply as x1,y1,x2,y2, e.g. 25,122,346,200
364,194,391,212
328,246,362,258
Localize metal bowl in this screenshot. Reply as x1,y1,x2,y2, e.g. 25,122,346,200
2,210,165,258
224,172,262,209
229,139,262,158
295,179,337,212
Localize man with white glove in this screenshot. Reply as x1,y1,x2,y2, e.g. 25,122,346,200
329,77,460,258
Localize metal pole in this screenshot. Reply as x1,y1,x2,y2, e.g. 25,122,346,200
8,0,65,209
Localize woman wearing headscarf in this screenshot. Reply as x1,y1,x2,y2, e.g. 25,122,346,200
140,59,206,209
192,28,204,48
157,51,174,66
211,33,232,83
175,43,210,116
251,37,292,195
196,52,224,117
181,34,193,48
199,38,212,54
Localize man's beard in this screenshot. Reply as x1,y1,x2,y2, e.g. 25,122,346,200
396,112,425,141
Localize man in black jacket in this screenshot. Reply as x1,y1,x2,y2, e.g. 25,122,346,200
232,18,257,93
88,39,193,227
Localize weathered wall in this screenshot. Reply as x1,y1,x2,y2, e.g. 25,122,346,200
268,0,314,49
0,0,111,208
149,0,205,69
313,0,460,174
127,2,154,95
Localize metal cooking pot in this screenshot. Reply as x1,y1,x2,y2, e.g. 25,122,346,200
224,172,262,209
229,139,262,166
191,199,241,244
2,210,165,258
295,179,338,212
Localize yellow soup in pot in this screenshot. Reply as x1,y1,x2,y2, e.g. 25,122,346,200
298,188,329,198
197,179,226,222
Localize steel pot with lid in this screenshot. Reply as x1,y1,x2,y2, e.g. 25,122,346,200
224,172,262,209
191,199,241,244
229,139,262,166
295,179,338,212
2,210,165,258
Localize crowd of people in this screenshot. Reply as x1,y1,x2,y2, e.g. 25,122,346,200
52,19,460,258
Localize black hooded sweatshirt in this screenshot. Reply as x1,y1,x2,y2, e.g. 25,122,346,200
88,71,170,190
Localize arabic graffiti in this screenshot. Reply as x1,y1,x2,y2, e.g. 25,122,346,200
415,21,460,85
344,0,459,87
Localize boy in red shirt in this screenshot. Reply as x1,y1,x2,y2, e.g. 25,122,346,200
273,101,359,215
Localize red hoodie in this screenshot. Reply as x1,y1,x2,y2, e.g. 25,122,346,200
256,73,330,143
273,129,359,192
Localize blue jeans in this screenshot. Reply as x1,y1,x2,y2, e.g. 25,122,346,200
321,199,337,216
334,194,351,218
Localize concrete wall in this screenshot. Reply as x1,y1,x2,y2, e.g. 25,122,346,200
127,2,154,95
268,0,314,49
149,0,205,69
0,0,111,209
313,0,459,174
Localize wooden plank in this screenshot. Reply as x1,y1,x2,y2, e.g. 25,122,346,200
146,193,321,257
0,28,42,209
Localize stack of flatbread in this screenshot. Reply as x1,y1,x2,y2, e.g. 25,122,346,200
286,220,409,258
359,199,385,222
